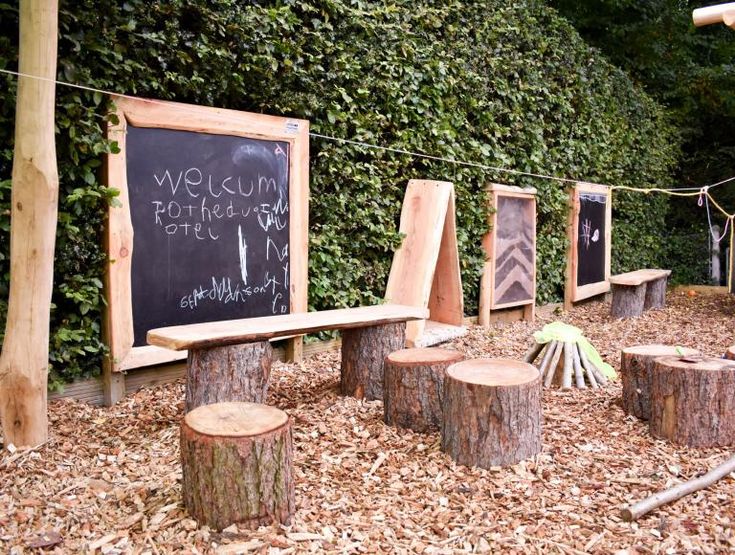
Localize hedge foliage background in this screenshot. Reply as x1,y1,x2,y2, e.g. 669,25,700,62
0,0,682,387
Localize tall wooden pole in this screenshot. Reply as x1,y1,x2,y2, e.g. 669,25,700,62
0,0,59,447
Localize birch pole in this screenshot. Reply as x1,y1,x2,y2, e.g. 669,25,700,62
0,0,59,448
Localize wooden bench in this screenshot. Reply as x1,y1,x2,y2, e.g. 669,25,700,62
609,269,671,319
147,304,428,411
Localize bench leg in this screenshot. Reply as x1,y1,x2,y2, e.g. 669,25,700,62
611,283,646,319
186,341,272,413
341,322,406,401
643,276,667,310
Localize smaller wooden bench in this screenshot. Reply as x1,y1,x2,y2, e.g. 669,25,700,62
147,304,428,411
609,269,671,319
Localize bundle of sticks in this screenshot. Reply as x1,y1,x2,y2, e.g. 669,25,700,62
524,340,608,389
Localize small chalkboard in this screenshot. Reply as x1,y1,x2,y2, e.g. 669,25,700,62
105,97,309,373
576,192,607,287
565,183,611,305
479,184,537,324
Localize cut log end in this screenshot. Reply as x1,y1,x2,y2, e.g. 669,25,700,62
447,358,538,387
184,401,288,437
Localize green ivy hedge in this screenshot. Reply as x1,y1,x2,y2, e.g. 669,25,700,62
0,0,680,387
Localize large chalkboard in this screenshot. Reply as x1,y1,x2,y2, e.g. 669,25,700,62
104,96,309,376
576,192,608,287
127,126,291,346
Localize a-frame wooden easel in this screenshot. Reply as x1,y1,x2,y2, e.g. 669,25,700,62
385,180,466,347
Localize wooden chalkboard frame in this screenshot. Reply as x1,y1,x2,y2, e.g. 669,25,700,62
103,96,309,399
478,184,536,325
564,182,611,308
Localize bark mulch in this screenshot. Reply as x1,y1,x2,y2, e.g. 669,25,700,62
2,289,735,554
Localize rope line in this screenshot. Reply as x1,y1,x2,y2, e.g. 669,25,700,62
3,67,733,195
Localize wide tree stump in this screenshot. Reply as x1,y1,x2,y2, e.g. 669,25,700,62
186,341,272,413
180,402,294,530
621,345,699,421
383,347,464,433
650,356,735,447
610,283,646,319
341,322,406,401
441,359,542,468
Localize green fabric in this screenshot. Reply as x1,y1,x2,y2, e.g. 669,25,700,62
533,322,617,379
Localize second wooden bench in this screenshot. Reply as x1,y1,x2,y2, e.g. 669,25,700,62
609,269,671,319
147,304,428,411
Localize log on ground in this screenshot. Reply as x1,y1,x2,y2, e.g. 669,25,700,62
442,358,541,468
620,345,698,421
180,402,294,531
650,356,735,447
383,347,464,433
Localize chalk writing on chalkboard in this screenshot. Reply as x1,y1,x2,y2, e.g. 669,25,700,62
576,192,607,287
126,125,291,346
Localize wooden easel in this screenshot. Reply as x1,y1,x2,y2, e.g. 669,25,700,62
385,180,465,347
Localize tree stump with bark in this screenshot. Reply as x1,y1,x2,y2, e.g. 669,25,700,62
341,322,406,401
643,275,667,310
180,402,294,530
621,345,699,421
185,341,272,413
441,359,541,468
650,356,735,447
610,283,647,319
383,347,464,433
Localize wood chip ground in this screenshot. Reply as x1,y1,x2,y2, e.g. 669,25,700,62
2,289,735,554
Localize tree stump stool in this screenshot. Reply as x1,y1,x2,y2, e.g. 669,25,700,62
650,356,735,447
186,341,272,413
180,402,294,530
442,359,542,468
621,345,699,421
725,346,735,360
383,348,464,433
643,275,667,310
341,322,406,401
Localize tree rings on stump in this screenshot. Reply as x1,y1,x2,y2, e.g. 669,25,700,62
186,341,272,413
650,356,735,447
180,402,294,530
441,358,542,468
341,322,406,401
621,345,699,421
383,347,464,433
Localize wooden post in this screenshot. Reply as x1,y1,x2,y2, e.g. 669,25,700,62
0,0,58,448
